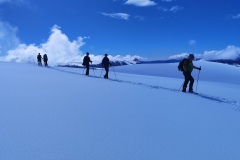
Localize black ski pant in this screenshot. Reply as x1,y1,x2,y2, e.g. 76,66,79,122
183,72,194,91
38,61,42,66
44,61,48,67
104,67,109,78
85,64,90,75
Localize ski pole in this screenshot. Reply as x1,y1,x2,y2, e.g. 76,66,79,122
92,67,96,76
112,66,117,80
178,83,184,92
82,67,85,75
100,67,103,77
196,66,201,91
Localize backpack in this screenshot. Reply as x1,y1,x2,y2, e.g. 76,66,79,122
178,58,188,71
43,54,48,61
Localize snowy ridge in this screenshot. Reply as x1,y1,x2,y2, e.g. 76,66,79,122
51,66,240,110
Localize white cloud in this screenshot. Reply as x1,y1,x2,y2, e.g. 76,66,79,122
125,0,157,7
0,21,20,55
158,5,183,12
169,53,202,60
0,0,28,5
109,55,144,63
101,13,130,20
169,45,240,60
0,25,86,65
188,40,196,46
232,14,240,19
169,53,189,59
0,24,144,66
202,45,240,60
169,5,183,12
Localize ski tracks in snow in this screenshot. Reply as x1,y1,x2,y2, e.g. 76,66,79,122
50,67,240,111
114,79,240,111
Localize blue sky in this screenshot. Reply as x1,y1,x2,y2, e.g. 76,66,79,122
0,0,240,62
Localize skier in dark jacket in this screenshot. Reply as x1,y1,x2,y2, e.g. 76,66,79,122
37,53,42,66
43,54,48,67
102,54,111,79
182,54,201,93
82,52,92,75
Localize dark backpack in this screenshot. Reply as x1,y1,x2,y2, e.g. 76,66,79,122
82,57,86,66
178,58,188,71
43,54,48,61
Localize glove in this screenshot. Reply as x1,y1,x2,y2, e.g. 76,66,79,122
198,67,201,71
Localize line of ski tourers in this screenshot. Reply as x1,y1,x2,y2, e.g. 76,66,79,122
37,52,202,93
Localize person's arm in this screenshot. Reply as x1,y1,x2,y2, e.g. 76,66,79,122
193,65,201,70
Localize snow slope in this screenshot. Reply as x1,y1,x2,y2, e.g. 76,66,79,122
0,61,240,160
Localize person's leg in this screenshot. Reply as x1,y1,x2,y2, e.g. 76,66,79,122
183,73,190,92
104,67,107,78
105,67,109,78
189,75,195,92
86,65,89,75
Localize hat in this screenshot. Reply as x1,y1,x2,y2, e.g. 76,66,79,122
86,52,89,55
189,54,195,58
105,54,108,56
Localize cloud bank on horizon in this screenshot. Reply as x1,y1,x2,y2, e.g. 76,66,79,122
0,24,143,66
169,45,240,60
0,22,240,66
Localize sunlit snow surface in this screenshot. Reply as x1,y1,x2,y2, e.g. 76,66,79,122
1,61,240,160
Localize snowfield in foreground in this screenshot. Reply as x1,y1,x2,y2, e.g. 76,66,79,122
0,61,240,160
